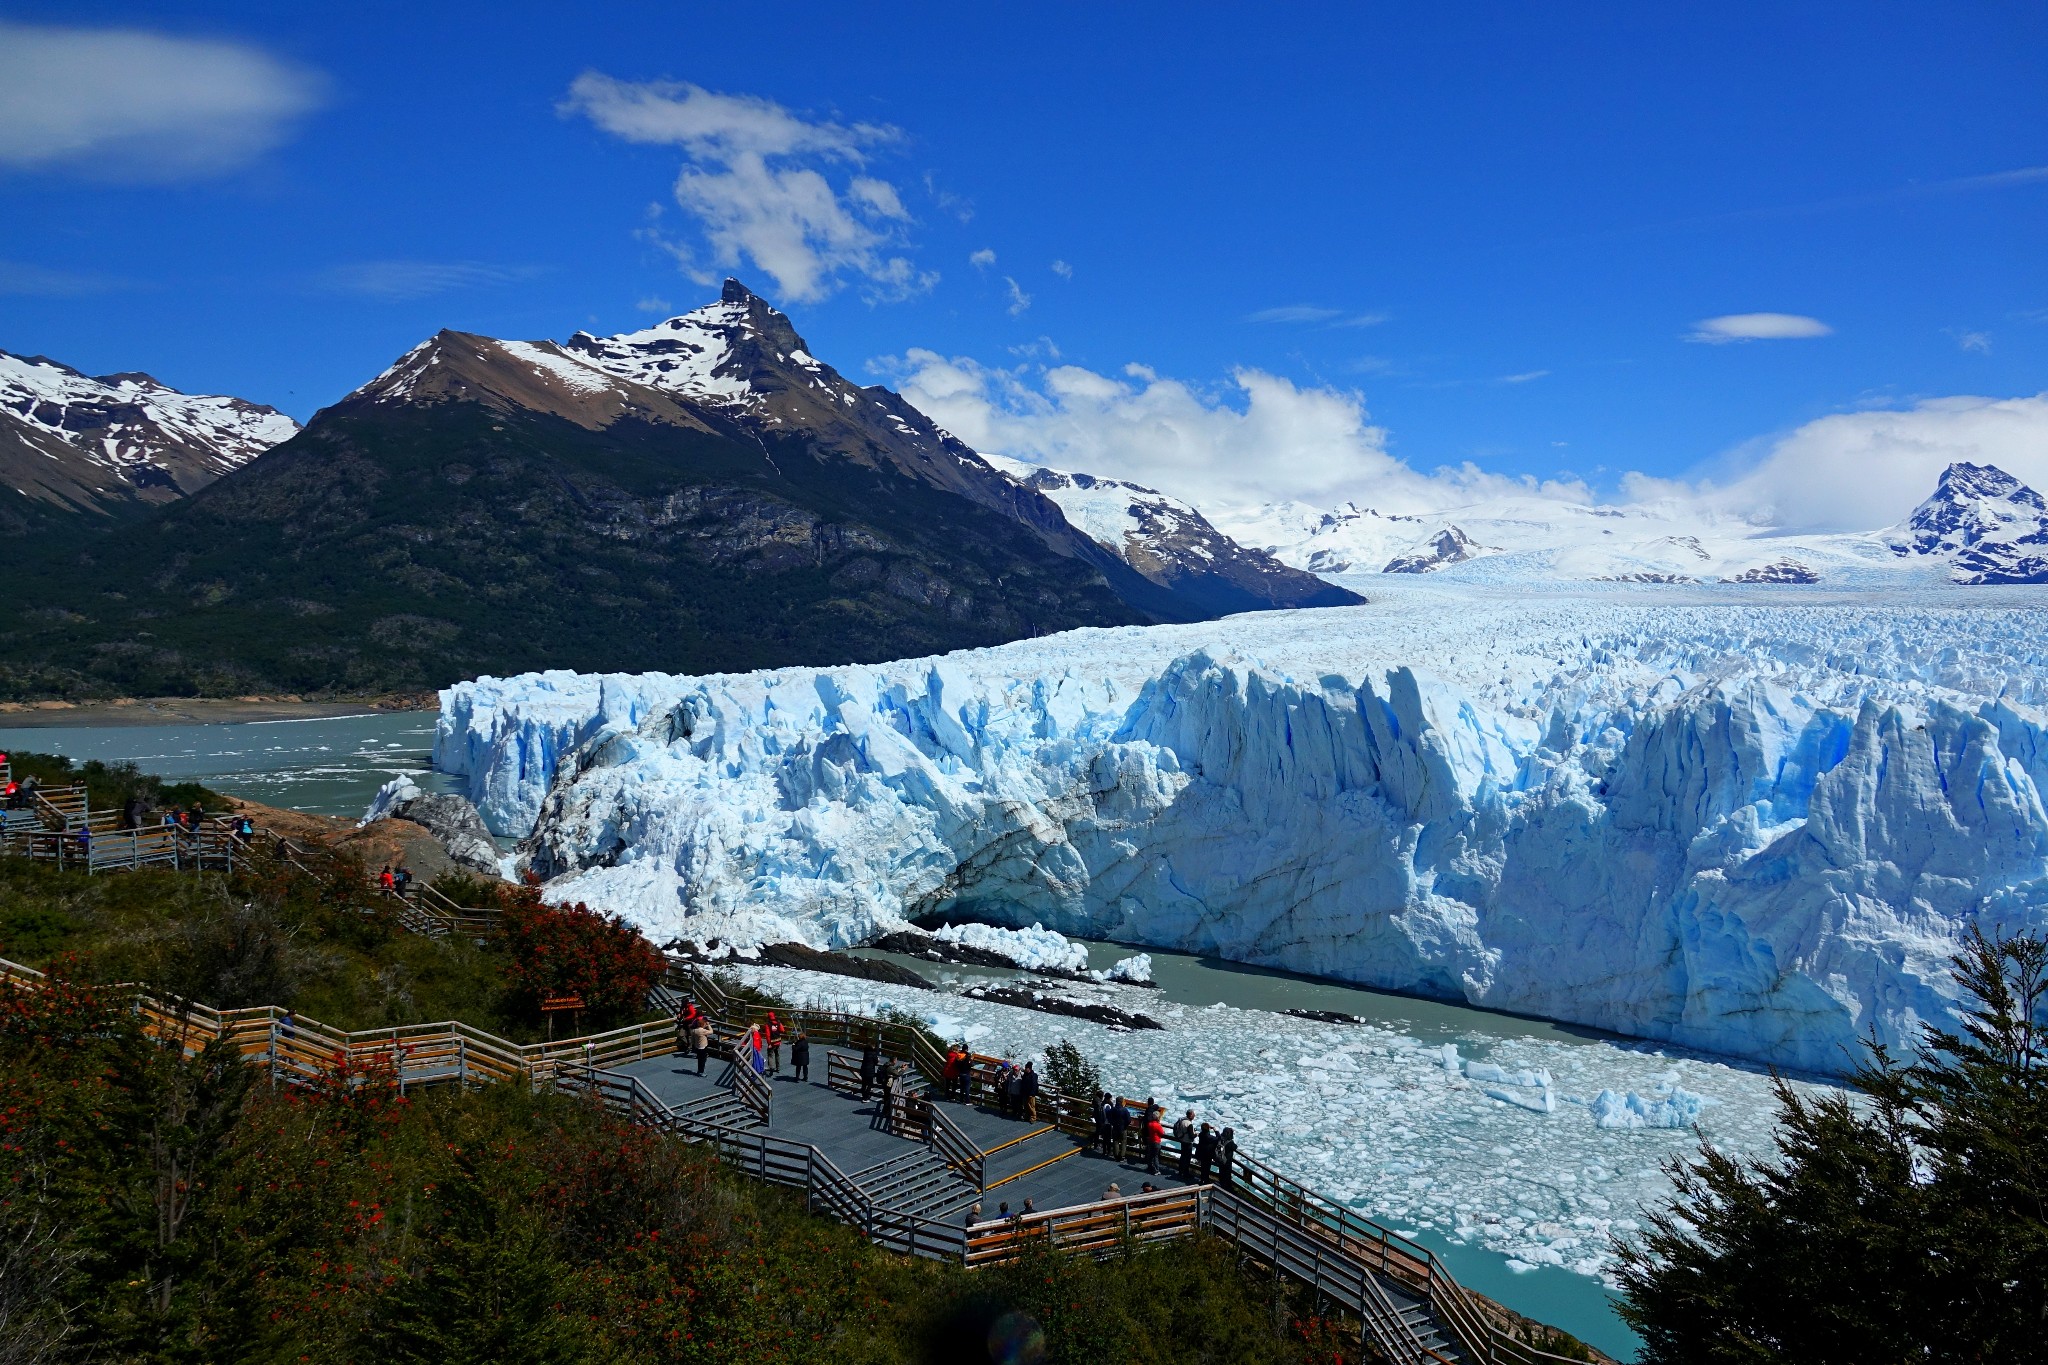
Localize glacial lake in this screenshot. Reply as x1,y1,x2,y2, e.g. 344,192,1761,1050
10,709,1689,1358
0,711,458,818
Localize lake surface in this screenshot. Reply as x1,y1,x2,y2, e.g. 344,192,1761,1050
0,712,459,818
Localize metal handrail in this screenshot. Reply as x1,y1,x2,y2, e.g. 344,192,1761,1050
921,1097,986,1191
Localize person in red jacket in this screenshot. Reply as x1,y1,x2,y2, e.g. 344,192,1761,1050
1142,1106,1166,1175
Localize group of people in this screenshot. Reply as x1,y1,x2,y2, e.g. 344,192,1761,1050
376,864,416,895
672,1002,814,1084
1085,1092,1236,1183
938,1048,1042,1120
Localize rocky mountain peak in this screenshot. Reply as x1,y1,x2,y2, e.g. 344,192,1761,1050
0,347,299,521
1383,524,1491,574
1889,461,2048,584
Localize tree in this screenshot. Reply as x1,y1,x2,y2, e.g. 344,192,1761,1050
498,881,665,1026
1616,927,2048,1363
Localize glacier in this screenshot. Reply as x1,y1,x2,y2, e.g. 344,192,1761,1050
435,581,2048,1074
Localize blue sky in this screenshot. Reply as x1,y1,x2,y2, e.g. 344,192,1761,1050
2,3,2045,522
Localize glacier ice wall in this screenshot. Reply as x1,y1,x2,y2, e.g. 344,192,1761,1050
440,590,2048,1073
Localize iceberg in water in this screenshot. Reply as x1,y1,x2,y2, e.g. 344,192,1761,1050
436,593,2048,1074
932,921,1088,973
1589,1087,1708,1130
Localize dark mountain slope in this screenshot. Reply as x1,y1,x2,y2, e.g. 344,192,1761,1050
0,396,1146,698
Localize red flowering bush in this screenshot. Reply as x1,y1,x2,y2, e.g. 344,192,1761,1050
498,879,664,1025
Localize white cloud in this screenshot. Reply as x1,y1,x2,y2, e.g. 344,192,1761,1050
636,295,674,313
1050,259,1073,279
1687,312,1833,344
0,259,129,296
1499,370,1550,384
1641,393,2048,532
970,248,996,269
0,20,322,181
562,73,929,304
1247,304,1343,324
315,260,542,301
1950,329,1992,354
886,348,1466,510
888,342,2048,537
1003,276,1031,316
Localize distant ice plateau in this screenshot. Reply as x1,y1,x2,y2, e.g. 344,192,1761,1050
437,577,2048,1076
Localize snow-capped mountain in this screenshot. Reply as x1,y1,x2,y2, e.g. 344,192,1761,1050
1382,524,1493,574
0,348,298,518
1886,461,2048,585
981,456,1359,614
348,280,1348,621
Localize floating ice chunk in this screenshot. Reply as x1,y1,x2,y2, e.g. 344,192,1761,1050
1098,953,1154,984
932,922,1088,973
1589,1086,1707,1129
1440,1043,1461,1073
1485,1085,1557,1114
361,775,422,825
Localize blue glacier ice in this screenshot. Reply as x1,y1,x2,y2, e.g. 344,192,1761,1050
435,584,2048,1073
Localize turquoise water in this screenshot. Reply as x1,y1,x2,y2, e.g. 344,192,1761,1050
0,712,459,818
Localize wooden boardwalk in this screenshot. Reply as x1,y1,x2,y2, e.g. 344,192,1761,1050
612,1050,1198,1219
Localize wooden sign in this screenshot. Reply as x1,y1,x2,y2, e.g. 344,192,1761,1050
540,995,585,1013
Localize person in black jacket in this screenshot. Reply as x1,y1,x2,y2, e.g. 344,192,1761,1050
859,1040,880,1101
1106,1097,1132,1161
791,1030,810,1083
1194,1122,1217,1182
1217,1127,1238,1186
1019,1061,1041,1121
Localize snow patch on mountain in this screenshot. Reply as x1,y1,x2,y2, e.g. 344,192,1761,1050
439,583,2048,1074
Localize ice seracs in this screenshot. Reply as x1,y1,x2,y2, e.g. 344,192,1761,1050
440,584,2048,1076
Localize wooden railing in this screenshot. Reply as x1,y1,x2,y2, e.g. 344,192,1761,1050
964,1185,1207,1266
562,1066,1205,1268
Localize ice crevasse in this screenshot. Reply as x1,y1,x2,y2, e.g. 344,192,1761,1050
434,594,2048,1074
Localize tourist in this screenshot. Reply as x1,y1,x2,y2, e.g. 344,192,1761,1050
941,1047,961,1100
1218,1127,1238,1186
1019,1061,1040,1121
689,1017,712,1076
1020,1198,1035,1216
1195,1123,1217,1182
379,865,395,891
859,1040,880,1101
1173,1109,1197,1179
393,865,411,896
765,1012,783,1075
1142,1106,1165,1175
791,1029,810,1082
1091,1092,1111,1153
1102,1181,1121,1202
672,1006,690,1057
1000,1063,1023,1119
967,1201,983,1224
1107,1095,1132,1161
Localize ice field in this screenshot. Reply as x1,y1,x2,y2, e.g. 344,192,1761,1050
438,577,2048,1074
